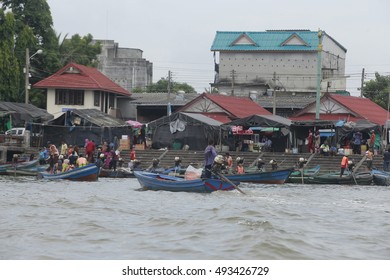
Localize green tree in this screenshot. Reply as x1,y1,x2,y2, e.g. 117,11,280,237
363,73,390,109
146,77,195,93
0,9,20,101
2,0,61,105
59,33,101,67
1,0,101,107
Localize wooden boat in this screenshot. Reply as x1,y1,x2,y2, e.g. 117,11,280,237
37,163,99,181
99,167,135,178
134,171,238,193
0,159,40,175
5,165,48,176
305,171,373,185
224,168,294,184
371,169,390,186
287,165,321,183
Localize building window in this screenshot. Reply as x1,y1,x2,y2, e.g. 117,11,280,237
94,92,100,106
55,89,84,105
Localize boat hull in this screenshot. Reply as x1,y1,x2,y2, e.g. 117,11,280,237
99,168,135,178
287,165,321,183
371,169,390,186
306,171,373,185
224,168,294,184
37,164,99,181
134,171,237,193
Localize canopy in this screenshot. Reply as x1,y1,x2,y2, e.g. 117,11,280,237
126,120,143,128
223,114,291,128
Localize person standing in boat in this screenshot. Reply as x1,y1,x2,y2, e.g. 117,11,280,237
340,154,349,177
365,148,374,170
204,139,217,178
306,129,314,153
60,141,68,157
314,130,321,153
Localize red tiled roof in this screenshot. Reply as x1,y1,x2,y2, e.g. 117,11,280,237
206,94,271,117
201,113,232,124
33,63,130,96
291,94,389,125
178,93,271,119
330,94,388,125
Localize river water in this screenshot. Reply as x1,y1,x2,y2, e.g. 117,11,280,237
0,176,389,260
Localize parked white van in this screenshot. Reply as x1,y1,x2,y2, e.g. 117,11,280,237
5,127,26,136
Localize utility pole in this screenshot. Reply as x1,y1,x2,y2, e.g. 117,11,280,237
25,48,30,104
272,72,277,115
360,68,365,97
230,70,235,96
315,29,323,120
25,48,42,104
167,70,172,115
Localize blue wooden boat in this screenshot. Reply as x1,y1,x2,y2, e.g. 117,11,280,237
224,168,294,184
0,159,40,175
134,171,238,193
6,164,48,176
37,163,99,181
371,169,390,186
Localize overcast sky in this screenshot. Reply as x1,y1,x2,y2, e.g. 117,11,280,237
47,0,390,95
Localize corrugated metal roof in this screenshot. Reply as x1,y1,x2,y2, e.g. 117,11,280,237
0,101,53,121
129,92,199,105
67,109,126,127
211,30,345,52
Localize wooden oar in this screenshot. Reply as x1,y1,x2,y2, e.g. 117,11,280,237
348,169,358,185
212,171,245,194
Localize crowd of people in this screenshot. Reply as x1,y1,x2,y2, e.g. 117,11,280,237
38,139,124,173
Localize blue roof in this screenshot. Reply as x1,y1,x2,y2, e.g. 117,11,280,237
211,30,323,52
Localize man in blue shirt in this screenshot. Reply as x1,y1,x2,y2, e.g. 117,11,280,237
204,139,217,178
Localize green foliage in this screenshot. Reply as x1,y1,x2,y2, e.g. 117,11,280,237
363,73,390,109
59,33,101,67
1,0,101,107
145,77,196,93
0,9,20,101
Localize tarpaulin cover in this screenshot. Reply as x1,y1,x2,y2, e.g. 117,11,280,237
147,112,225,150
223,114,291,128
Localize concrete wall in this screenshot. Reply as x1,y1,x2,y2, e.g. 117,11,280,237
46,89,100,119
215,34,346,97
95,40,153,92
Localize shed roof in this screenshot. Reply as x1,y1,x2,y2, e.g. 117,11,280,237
50,109,126,127
33,63,130,96
0,101,53,122
223,114,292,127
129,92,199,106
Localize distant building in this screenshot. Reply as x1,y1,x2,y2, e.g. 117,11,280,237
94,40,153,92
210,30,347,100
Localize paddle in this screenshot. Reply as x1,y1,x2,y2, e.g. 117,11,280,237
212,170,246,195
349,169,358,185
